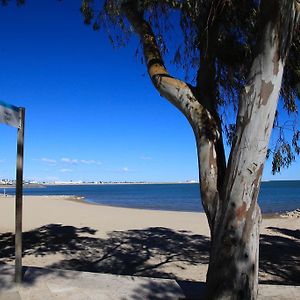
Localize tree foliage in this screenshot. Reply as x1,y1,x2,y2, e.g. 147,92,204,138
79,0,300,174
1,0,24,5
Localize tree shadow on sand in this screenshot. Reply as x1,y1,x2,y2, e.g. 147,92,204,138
0,224,210,281
259,227,300,285
0,224,299,289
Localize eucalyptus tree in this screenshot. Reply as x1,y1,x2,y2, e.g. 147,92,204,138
79,0,300,299
2,0,299,299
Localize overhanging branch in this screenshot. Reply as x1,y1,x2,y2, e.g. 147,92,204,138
121,0,206,121
122,0,227,233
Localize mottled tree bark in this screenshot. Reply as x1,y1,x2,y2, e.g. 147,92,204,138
122,0,299,299
205,1,299,299
122,1,226,234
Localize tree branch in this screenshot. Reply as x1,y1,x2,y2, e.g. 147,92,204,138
121,0,202,120
122,0,226,233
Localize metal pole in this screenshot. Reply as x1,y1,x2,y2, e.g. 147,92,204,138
15,107,25,284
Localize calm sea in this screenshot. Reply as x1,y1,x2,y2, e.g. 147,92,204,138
1,181,300,214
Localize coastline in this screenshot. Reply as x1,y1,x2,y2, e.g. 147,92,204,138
1,182,299,215
1,179,299,188
42,193,300,217
0,182,199,189
1,193,298,217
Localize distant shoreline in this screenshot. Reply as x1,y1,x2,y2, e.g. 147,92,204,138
46,182,199,186
1,180,299,189
1,181,299,214
0,182,199,189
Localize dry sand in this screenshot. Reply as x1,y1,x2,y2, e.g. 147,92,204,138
0,195,299,284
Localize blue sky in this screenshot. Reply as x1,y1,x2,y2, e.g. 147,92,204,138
0,0,299,182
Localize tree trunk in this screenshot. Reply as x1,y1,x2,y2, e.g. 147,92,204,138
122,1,299,299
204,1,299,299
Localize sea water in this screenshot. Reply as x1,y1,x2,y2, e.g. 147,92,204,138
1,181,300,214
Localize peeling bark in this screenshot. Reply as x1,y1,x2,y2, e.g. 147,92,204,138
122,1,299,300
205,1,299,299
122,0,226,232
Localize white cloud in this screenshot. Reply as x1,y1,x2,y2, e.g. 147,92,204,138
61,158,78,164
122,167,129,172
140,156,152,160
80,159,102,165
41,158,57,164
59,168,73,173
61,157,101,166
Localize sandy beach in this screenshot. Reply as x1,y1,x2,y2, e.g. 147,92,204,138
0,195,299,284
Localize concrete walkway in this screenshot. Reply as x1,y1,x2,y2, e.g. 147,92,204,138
0,264,299,299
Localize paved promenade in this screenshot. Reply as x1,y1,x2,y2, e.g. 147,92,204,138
0,264,299,299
